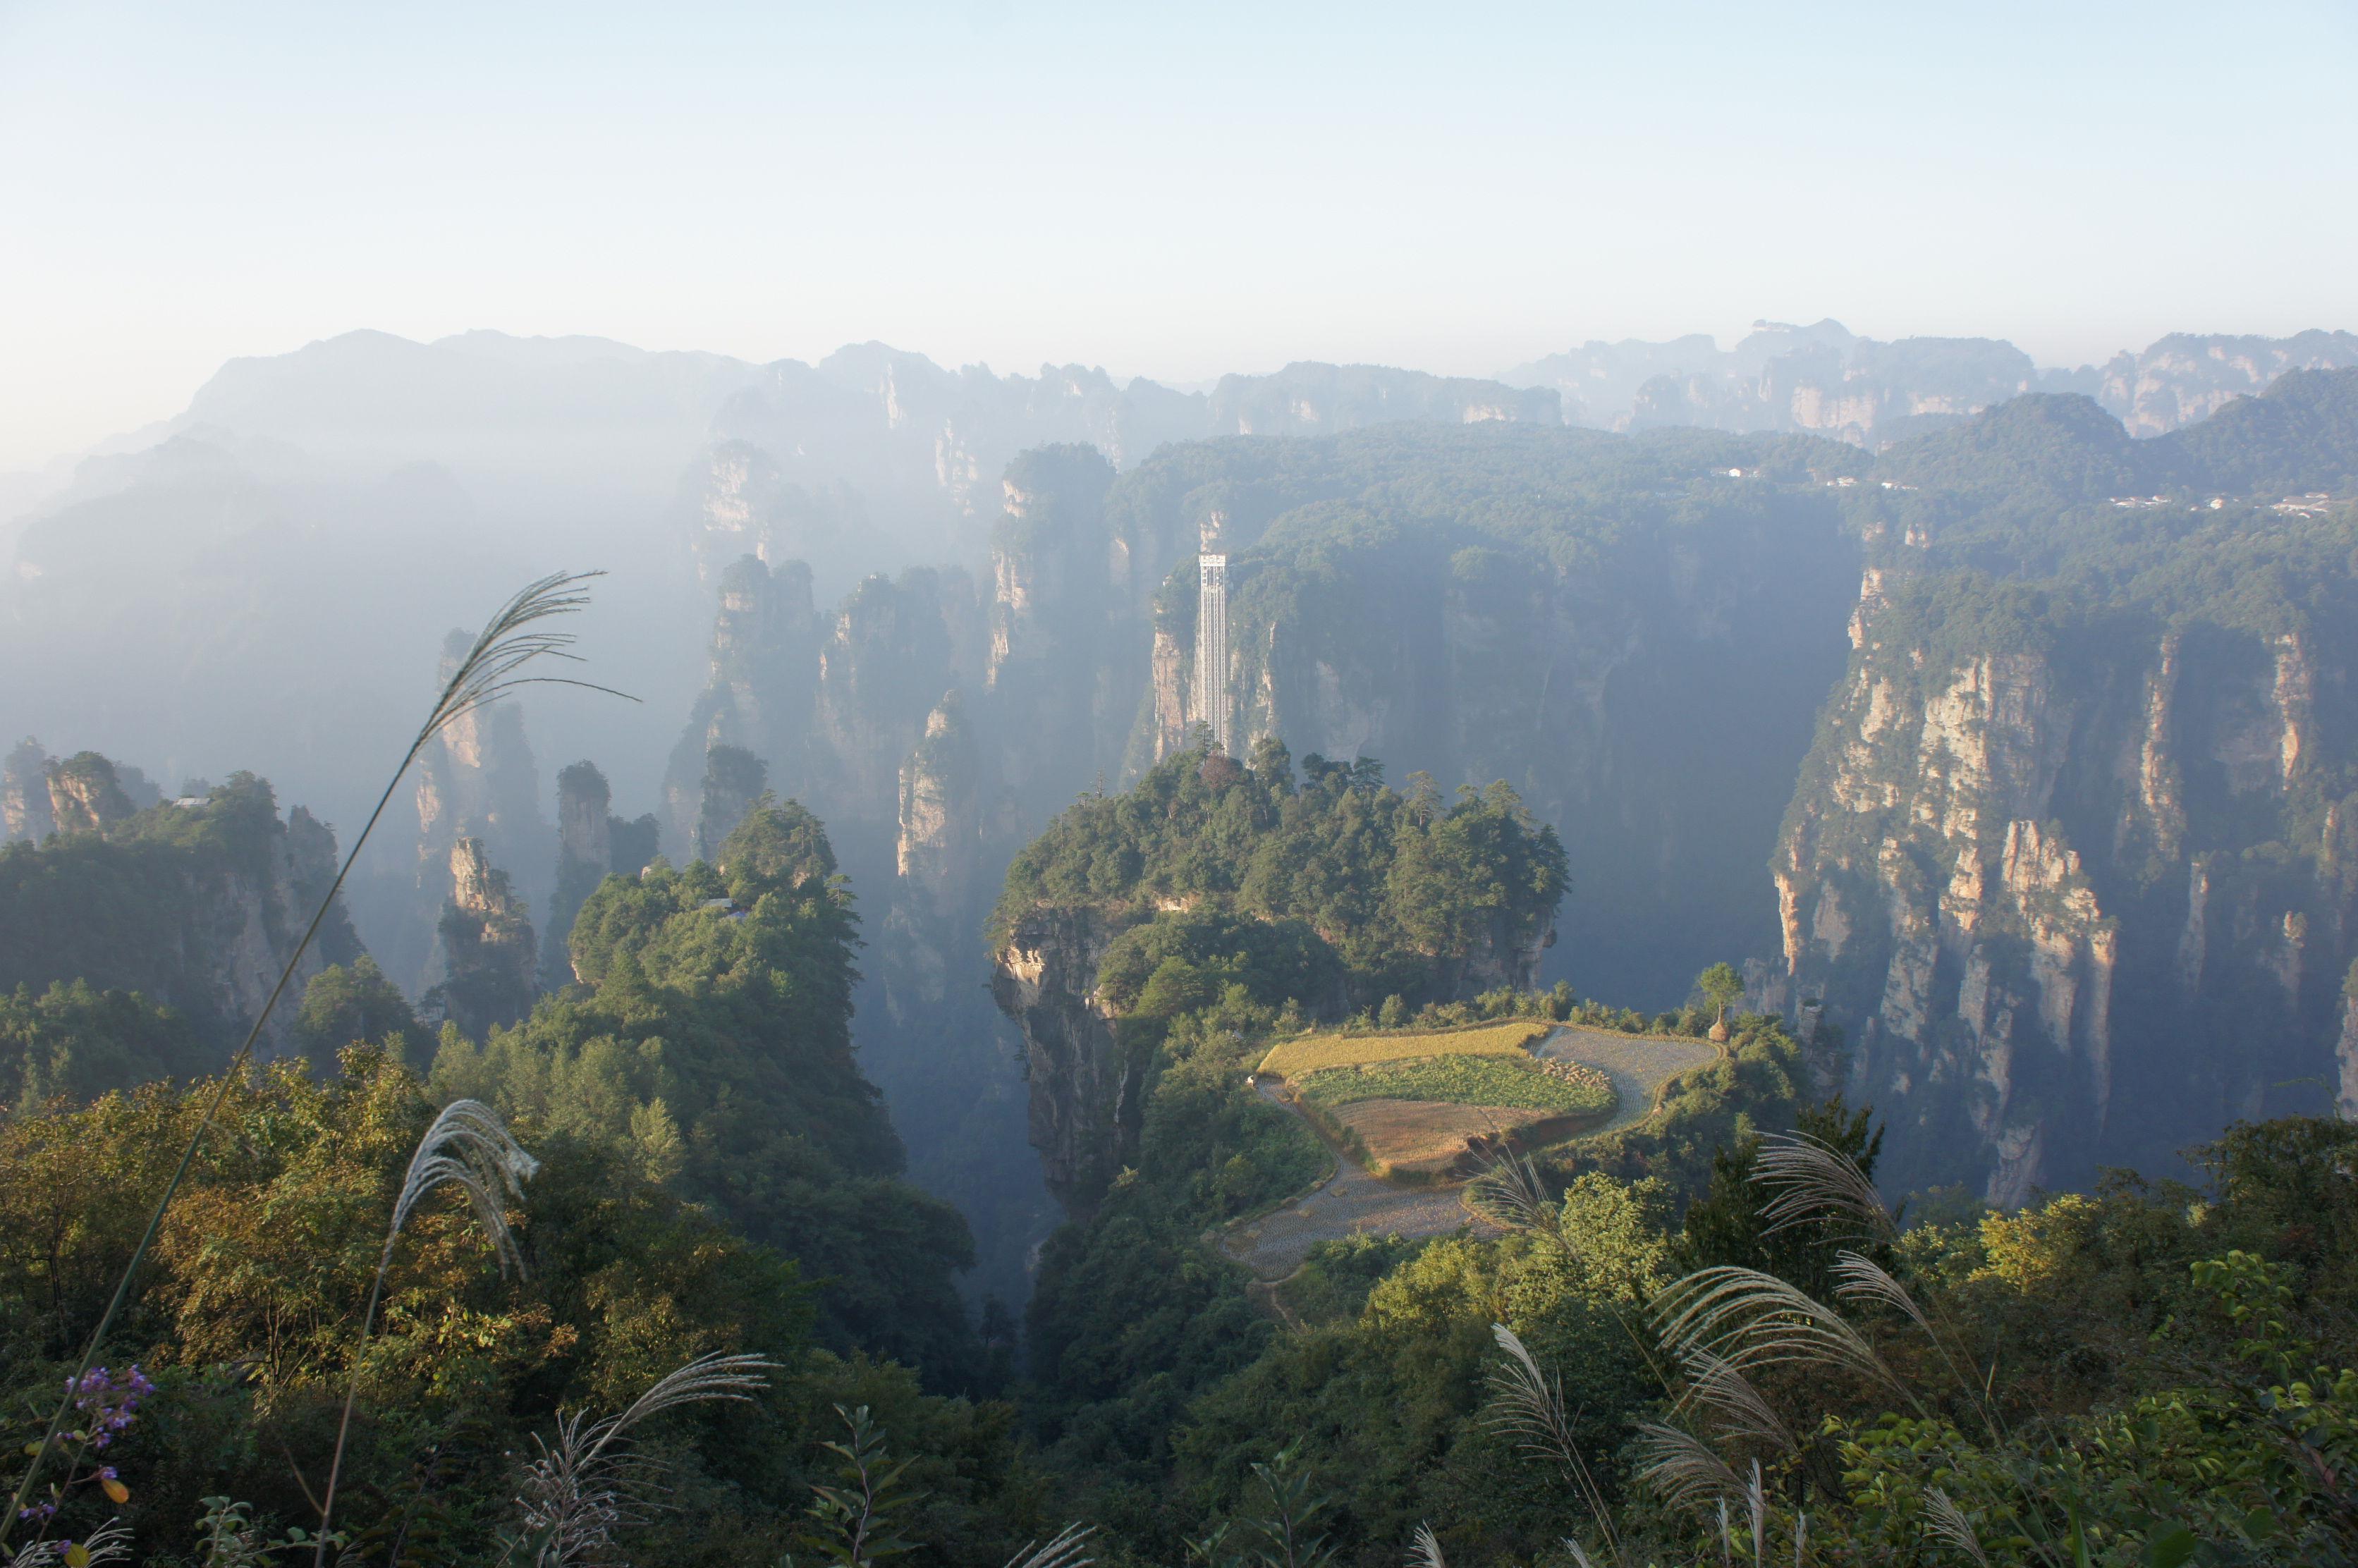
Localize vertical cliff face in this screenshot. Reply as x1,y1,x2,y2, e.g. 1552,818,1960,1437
984,446,1136,821
542,760,613,987
3,738,53,842
694,745,769,862
663,556,823,847
682,441,872,589
1207,365,1560,435
422,836,538,1040
988,909,1140,1211
2098,331,2358,438
814,570,961,833
1775,556,2358,1199
895,697,980,928
1504,325,2358,445
47,752,137,833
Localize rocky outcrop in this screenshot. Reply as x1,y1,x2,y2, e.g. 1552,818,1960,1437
1776,555,2358,1199
46,752,136,834
989,908,1143,1212
1508,321,2039,445
694,745,768,863
896,696,980,925
683,441,870,588
0,771,365,1055
2097,331,2358,438
543,761,616,987
422,837,537,1040
663,556,822,845
4,738,55,841
815,570,965,833
403,630,546,991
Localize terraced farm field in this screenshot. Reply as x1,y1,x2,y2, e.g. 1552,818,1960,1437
1297,1053,1612,1115
1217,1025,1728,1279
1256,1019,1551,1077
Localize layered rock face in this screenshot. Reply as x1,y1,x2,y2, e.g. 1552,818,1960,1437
45,752,138,833
674,379,2358,1248
1775,560,2358,1201
422,836,538,1041
2099,331,2358,438
988,909,1137,1209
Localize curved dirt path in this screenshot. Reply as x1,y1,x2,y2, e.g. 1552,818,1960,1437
1215,1028,1721,1283
1217,1082,1485,1282
1529,1025,1720,1137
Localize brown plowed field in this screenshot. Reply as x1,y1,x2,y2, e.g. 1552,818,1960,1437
1330,1098,1608,1179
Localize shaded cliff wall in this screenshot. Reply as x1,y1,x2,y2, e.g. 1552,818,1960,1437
1128,443,1864,1004
661,543,1058,1308
1773,531,2358,1201
538,760,659,988
986,908,1140,1210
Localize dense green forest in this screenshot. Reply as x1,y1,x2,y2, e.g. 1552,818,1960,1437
5,743,2357,1564
0,802,1032,1564
998,738,1569,1011
0,772,363,1049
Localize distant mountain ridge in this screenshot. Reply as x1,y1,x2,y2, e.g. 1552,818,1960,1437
1503,321,2358,448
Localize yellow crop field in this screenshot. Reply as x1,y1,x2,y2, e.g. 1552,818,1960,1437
1257,1019,1551,1077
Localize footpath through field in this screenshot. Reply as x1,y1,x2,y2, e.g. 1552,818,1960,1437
1214,1024,1721,1284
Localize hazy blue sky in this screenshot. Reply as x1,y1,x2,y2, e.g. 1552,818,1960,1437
2,0,2353,468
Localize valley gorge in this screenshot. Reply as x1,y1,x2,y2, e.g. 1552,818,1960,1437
8,337,2358,1313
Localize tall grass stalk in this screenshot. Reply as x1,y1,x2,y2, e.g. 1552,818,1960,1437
313,1100,540,1563
1000,1524,1096,1568
1,572,628,1550
509,1351,777,1566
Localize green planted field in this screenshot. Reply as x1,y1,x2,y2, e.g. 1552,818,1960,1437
1257,1019,1550,1077
1297,1053,1613,1116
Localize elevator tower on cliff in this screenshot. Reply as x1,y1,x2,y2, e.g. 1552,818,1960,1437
1195,552,1230,754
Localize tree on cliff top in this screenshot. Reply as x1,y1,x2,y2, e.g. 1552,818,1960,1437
434,800,977,1378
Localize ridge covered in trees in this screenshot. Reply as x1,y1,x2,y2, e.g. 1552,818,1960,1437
996,739,1569,1010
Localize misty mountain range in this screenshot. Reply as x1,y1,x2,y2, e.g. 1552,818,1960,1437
4,319,2352,972
5,318,2357,1304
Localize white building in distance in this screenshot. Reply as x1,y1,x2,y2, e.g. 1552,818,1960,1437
1195,552,1230,754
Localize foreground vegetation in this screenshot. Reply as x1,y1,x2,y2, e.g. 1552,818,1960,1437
6,716,2355,1564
